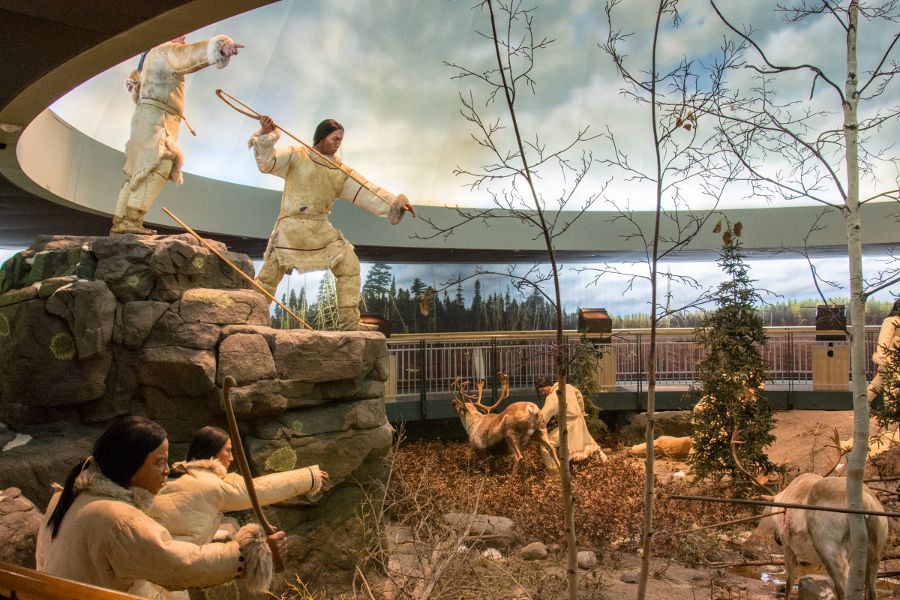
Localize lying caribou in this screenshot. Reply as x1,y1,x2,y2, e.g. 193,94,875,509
771,473,888,600
451,373,560,474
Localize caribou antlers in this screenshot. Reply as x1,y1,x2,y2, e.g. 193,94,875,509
451,373,510,413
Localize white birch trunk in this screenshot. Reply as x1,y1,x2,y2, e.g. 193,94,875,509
842,2,868,596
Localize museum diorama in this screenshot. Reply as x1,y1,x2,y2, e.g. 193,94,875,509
0,1,898,599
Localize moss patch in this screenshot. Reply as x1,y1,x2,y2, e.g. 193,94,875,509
184,289,233,308
264,446,298,473
50,332,76,360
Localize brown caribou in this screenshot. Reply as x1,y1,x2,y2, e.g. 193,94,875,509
451,373,560,474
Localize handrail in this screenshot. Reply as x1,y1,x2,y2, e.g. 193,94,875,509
387,325,876,343
0,562,142,600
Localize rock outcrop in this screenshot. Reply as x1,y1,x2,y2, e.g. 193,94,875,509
0,234,393,583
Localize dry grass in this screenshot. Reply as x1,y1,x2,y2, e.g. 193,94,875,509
389,440,755,562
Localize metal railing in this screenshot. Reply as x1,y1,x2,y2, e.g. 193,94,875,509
385,326,880,401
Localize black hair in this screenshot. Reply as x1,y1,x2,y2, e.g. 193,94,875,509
535,377,553,391
890,299,900,317
47,416,167,538
186,426,230,462
313,119,344,145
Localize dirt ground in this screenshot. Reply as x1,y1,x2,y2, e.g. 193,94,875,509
611,410,900,599
377,410,899,600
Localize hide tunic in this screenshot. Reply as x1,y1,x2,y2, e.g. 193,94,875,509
35,466,268,598
247,128,408,325
133,459,323,599
116,36,235,217
147,459,323,546
540,383,606,463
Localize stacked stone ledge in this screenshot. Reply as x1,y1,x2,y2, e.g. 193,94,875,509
0,234,392,580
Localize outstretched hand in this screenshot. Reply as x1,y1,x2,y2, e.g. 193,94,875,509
222,42,244,57
397,194,417,218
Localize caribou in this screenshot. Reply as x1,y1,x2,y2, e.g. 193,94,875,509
451,373,560,474
770,473,887,600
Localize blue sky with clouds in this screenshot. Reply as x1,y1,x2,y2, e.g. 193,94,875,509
11,0,898,315
50,0,899,212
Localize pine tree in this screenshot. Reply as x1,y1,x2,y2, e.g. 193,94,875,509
471,280,485,331
689,225,776,486
362,263,392,314
567,337,609,440
313,273,339,331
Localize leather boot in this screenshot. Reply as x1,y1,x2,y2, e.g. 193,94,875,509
109,214,124,235
337,306,378,332
110,208,157,235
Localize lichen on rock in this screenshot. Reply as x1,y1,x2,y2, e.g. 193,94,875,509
264,446,298,472
49,332,76,360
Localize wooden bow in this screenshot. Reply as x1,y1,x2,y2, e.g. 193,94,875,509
222,376,285,572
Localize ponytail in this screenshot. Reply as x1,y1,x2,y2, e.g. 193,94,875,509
46,458,90,539
45,416,167,538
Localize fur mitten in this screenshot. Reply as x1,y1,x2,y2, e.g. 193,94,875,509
235,523,273,598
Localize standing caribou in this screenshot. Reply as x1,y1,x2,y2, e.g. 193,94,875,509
451,373,560,474
770,473,887,600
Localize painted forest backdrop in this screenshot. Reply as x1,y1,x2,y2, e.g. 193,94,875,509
271,263,899,333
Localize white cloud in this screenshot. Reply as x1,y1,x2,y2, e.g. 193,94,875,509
48,0,899,215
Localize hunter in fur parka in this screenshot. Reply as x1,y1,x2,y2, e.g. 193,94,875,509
111,35,241,235
248,121,415,330
147,458,325,546
35,464,273,598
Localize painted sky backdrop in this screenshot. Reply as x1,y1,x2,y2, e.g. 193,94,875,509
50,0,900,212
16,0,898,314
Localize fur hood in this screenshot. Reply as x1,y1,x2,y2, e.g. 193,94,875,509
73,463,156,513
176,458,228,479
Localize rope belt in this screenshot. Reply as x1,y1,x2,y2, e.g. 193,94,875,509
274,245,330,252
280,212,329,221
139,98,197,136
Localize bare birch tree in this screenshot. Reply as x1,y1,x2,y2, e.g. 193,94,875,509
597,2,745,597
709,1,900,595
420,1,603,596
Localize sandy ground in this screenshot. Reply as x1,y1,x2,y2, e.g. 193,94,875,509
610,410,899,599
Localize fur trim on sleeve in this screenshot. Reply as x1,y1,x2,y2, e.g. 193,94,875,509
207,35,235,69
388,197,407,225
247,128,281,150
235,524,273,597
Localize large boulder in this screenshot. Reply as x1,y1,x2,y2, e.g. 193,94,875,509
0,421,100,507
273,330,382,382
217,332,277,386
0,488,43,568
91,234,254,303
619,410,694,444
45,280,117,359
0,235,393,586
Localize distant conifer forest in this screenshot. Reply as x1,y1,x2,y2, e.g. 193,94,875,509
270,263,897,333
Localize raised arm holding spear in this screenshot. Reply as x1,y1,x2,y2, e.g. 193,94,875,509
217,90,417,332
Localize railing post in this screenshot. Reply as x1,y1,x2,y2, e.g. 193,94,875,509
491,337,498,401
419,339,427,419
638,333,645,396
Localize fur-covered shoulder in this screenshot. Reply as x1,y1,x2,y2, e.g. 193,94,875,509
74,465,156,512
180,458,228,479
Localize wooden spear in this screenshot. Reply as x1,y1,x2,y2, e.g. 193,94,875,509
161,207,312,330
